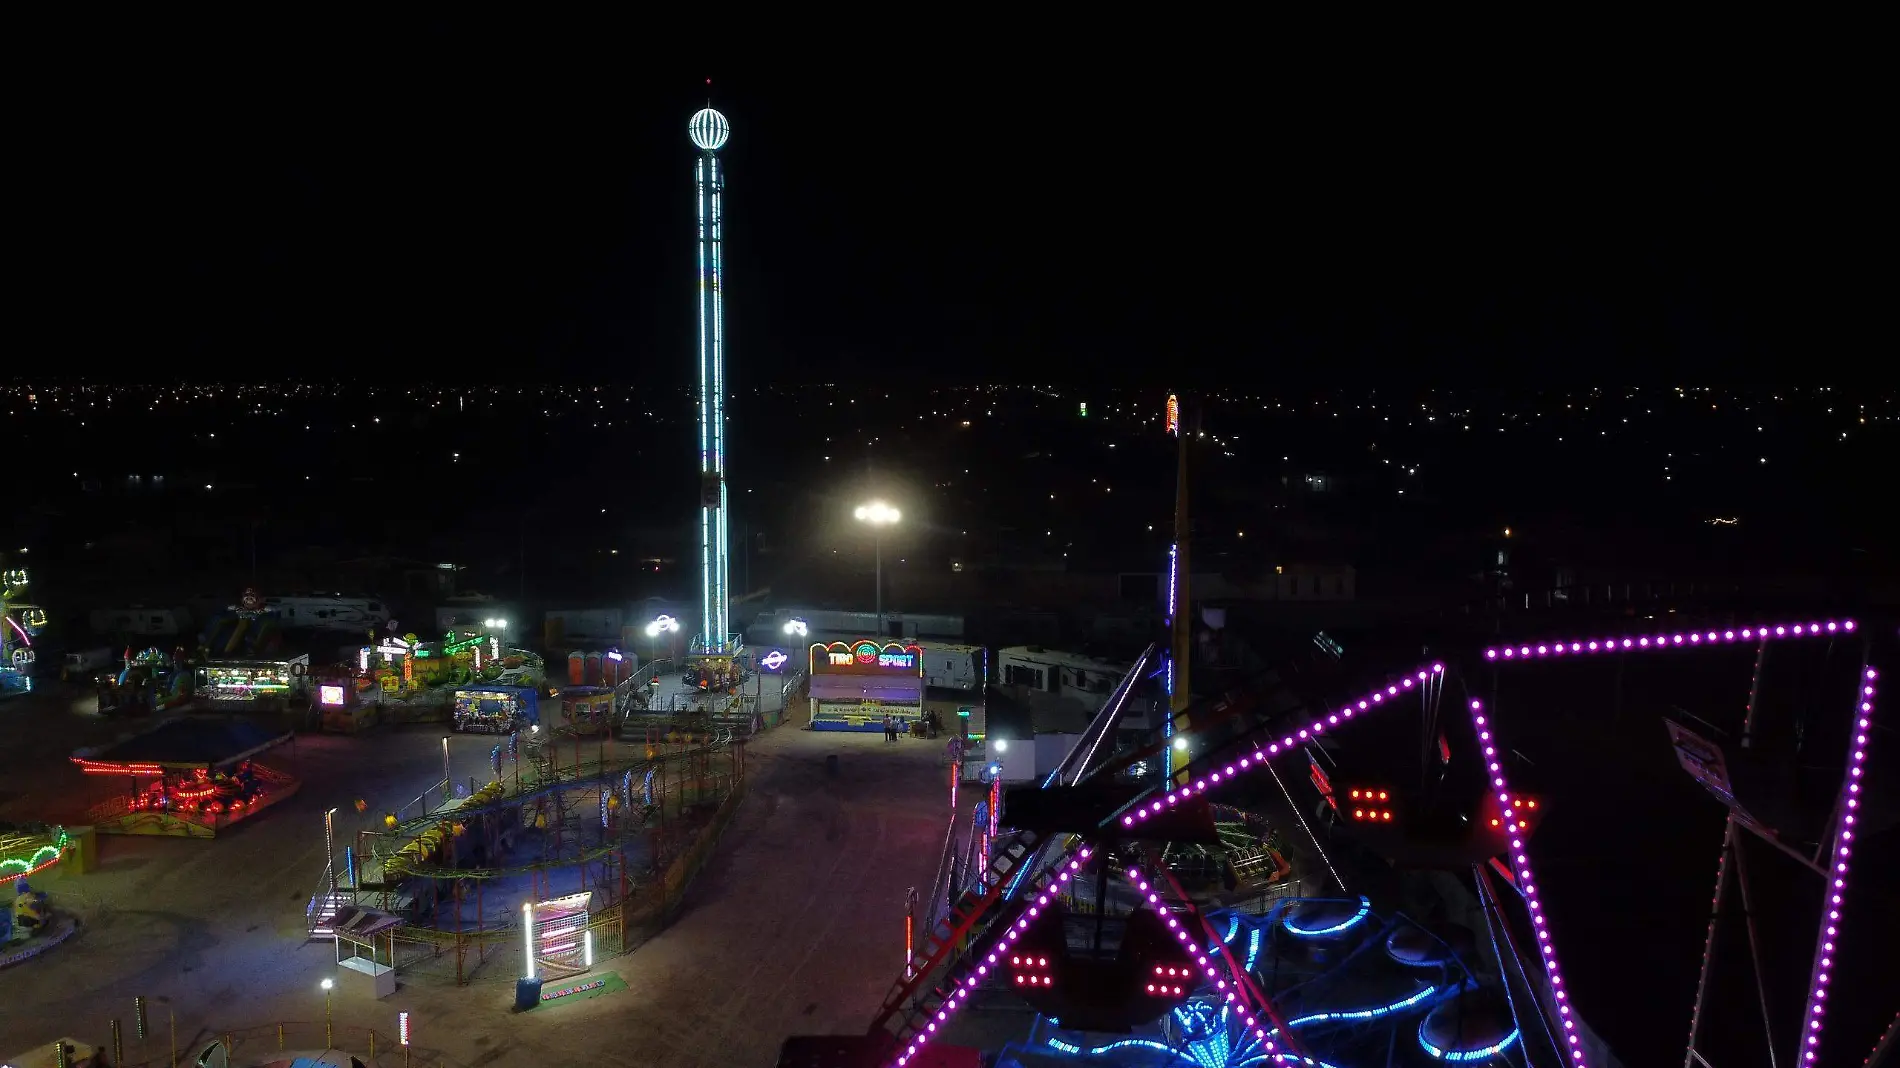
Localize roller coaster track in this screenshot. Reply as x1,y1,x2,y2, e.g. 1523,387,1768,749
373,728,730,842
382,831,655,881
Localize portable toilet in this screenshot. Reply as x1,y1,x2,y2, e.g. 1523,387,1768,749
602,650,625,687
584,651,604,685
567,650,586,686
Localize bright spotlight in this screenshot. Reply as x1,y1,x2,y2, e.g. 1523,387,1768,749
993,739,1008,752
854,501,901,526
320,978,334,991
783,618,809,637
1173,737,1188,752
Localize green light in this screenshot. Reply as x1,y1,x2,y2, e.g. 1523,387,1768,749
0,828,70,877
1078,402,1087,417
957,706,972,717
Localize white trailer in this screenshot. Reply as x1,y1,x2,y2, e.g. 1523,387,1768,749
915,641,983,691
264,595,391,630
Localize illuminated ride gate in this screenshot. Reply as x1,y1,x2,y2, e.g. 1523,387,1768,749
808,640,925,732
523,891,595,982
688,104,737,672
773,616,1885,1068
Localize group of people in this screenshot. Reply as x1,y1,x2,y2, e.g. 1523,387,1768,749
881,709,945,742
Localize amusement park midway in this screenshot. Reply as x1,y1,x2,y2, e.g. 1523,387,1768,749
0,680,948,1068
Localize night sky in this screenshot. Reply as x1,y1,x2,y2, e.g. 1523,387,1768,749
21,20,1864,384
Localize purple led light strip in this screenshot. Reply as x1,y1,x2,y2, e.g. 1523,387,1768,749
891,661,1448,1066
1120,663,1447,831
892,845,1094,1067
1469,698,1589,1065
1485,619,1855,661
1125,863,1283,1057
1799,664,1877,1065
1482,617,1874,1067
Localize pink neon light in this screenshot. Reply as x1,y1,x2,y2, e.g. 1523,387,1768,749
1120,664,1445,829
1797,665,1877,1064
893,847,1093,1067
1469,698,1589,1066
1126,864,1281,1053
1483,619,1875,1065
1485,620,1854,661
896,661,1445,1066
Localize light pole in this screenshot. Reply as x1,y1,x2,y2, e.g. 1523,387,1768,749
644,614,681,667
782,618,808,639
854,502,900,637
320,977,334,1048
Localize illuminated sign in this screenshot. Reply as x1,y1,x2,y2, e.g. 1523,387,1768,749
810,640,924,677
759,649,789,672
1166,393,1180,437
319,684,346,707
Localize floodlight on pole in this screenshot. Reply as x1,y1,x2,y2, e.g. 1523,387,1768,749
854,502,901,636
783,618,809,637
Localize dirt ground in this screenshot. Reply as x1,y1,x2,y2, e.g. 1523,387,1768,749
2,682,950,1068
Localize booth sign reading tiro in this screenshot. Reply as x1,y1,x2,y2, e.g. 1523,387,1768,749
808,640,924,732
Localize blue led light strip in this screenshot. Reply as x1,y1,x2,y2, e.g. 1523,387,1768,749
1283,985,1436,1028
1282,897,1371,938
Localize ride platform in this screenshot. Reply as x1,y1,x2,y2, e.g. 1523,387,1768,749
73,716,300,837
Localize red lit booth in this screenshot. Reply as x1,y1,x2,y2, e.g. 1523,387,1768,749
70,716,300,838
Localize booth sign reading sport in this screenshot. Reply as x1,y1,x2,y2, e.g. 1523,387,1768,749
808,640,925,732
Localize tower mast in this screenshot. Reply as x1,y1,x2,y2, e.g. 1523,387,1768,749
1165,393,1192,783
689,103,733,658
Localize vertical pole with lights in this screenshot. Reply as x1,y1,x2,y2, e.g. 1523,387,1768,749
690,103,733,658
1165,393,1192,783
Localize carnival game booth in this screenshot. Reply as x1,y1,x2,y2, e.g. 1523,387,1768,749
315,666,380,733
72,717,300,838
808,639,925,732
452,685,540,734
197,653,311,704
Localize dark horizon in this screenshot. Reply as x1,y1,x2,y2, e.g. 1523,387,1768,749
19,21,1868,385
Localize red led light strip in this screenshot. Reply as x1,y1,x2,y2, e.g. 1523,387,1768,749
1125,863,1283,1056
1483,618,1876,1067
892,664,1447,1066
73,759,166,776
890,845,1093,1067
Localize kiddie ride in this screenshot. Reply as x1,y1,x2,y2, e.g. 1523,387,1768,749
363,630,535,702
74,718,301,838
94,647,194,718
0,877,61,966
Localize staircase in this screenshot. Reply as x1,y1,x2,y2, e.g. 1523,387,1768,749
305,889,349,940
866,829,1070,1049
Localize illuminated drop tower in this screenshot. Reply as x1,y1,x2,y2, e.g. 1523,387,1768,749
689,105,734,660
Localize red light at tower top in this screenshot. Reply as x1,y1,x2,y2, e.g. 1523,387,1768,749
1166,393,1180,437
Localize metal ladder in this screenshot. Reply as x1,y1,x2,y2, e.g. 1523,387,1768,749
866,828,1059,1042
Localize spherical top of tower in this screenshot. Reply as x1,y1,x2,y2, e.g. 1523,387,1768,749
688,108,730,152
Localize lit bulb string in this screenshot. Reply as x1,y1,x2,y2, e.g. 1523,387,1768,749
1484,619,1857,662
1265,759,1344,894
1125,860,1295,1059
1481,617,1876,1068
890,845,1094,1068
1114,664,1447,837
1137,855,1304,1053
1798,660,1878,1066
1466,697,1588,1066
898,662,1446,1067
